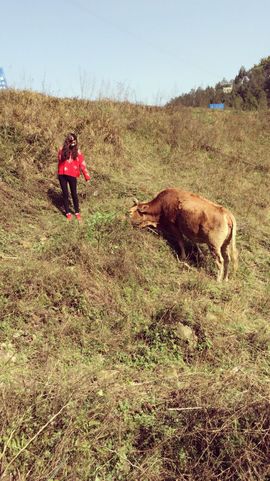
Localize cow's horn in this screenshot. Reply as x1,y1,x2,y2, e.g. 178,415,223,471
133,197,139,205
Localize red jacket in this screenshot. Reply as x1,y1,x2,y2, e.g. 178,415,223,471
58,149,91,180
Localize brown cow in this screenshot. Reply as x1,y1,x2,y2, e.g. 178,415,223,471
130,188,238,282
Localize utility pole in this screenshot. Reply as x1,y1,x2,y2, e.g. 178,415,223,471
0,67,8,89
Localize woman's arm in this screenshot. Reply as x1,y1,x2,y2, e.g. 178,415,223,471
78,152,91,181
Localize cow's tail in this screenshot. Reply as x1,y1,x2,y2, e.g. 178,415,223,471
229,214,238,273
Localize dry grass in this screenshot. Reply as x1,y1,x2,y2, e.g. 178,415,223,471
0,89,269,481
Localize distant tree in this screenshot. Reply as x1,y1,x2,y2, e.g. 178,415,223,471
234,66,248,85
257,90,268,110
244,92,258,110
232,95,244,110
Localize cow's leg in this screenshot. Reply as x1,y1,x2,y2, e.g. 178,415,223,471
221,242,231,281
167,224,186,259
177,236,186,259
174,231,186,259
209,245,224,282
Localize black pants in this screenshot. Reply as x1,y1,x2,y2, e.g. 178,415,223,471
58,175,79,214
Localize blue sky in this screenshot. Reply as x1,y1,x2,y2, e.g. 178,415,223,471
1,0,269,105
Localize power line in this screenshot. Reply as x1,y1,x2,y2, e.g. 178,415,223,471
65,0,217,82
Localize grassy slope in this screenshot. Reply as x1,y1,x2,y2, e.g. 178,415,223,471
0,90,269,481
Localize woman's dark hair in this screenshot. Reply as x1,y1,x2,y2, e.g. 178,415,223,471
61,133,78,161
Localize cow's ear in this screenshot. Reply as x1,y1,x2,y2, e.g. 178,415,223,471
138,204,149,213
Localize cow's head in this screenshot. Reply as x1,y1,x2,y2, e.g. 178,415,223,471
129,198,158,228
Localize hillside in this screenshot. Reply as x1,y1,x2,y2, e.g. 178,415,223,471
168,55,270,110
0,89,269,481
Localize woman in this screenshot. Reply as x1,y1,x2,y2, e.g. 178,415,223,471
58,133,90,221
